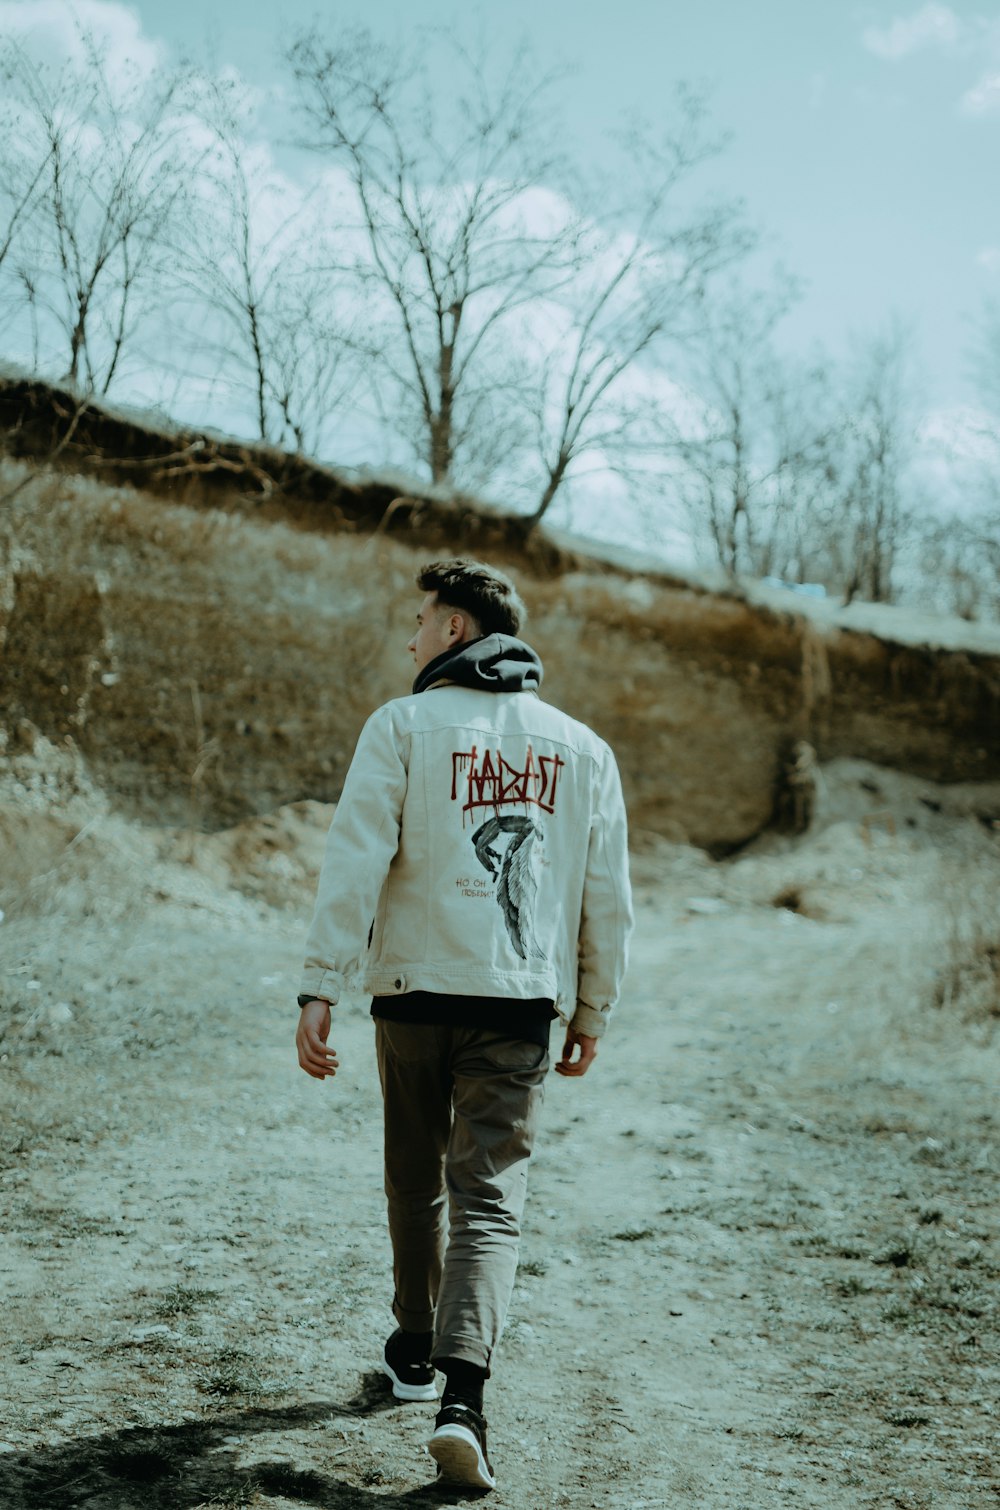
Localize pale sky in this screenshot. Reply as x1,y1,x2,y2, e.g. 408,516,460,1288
112,0,1000,416
2,0,999,549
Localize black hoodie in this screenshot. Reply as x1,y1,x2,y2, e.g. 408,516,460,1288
412,634,544,697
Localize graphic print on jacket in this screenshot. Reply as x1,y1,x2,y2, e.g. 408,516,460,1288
470,814,546,960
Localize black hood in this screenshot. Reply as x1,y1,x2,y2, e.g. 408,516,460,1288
412,634,544,696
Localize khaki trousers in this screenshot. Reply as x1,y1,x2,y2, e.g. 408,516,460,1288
374,1019,549,1373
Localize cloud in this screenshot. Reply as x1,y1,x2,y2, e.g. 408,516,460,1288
977,246,1000,271
920,404,1000,463
862,4,962,61
960,71,1000,115
0,1,164,82
916,406,1000,519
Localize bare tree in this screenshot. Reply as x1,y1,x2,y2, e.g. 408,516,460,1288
915,510,1000,619
288,27,589,490
0,29,197,395
664,277,834,576
290,31,751,521
523,97,752,528
915,300,1000,618
0,107,50,278
177,89,361,456
668,291,921,604
266,287,361,457
754,359,844,583
0,79,54,354
827,324,917,605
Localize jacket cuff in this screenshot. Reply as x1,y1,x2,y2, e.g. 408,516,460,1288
298,972,342,1007
570,1002,610,1038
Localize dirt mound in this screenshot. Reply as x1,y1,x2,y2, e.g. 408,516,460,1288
720,760,1000,932
0,718,331,923
161,801,332,911
0,806,89,908
0,727,146,923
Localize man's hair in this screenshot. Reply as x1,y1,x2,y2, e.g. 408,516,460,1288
417,559,526,637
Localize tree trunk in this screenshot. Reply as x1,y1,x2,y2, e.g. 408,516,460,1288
430,342,455,484
248,302,268,443
67,296,88,386
525,450,570,530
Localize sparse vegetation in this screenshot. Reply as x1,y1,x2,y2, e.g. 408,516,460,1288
518,1258,548,1277
196,1349,266,1401
152,1285,218,1320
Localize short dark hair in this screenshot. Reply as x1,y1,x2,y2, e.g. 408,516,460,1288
416,559,526,637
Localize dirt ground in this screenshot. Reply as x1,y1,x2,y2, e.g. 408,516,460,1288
1,736,999,1509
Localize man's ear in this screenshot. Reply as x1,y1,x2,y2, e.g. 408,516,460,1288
447,612,466,642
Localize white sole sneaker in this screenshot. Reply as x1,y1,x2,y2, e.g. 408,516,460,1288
381,1358,440,1403
428,1422,497,1490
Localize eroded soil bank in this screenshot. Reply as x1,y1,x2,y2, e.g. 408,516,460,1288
1,744,998,1509
4,452,1000,858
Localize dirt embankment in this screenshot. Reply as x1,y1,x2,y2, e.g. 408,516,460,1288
2,417,999,850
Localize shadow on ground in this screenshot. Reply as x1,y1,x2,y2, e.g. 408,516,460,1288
0,1383,482,1509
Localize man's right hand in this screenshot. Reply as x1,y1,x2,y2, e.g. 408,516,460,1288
296,999,340,1080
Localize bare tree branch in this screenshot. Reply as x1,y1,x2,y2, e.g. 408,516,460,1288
171,79,363,457
0,28,201,395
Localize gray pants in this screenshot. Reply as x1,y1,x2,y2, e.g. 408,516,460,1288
374,1019,549,1373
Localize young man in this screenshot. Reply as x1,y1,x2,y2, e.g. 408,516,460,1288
296,559,632,1491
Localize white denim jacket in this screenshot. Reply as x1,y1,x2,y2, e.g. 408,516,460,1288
299,637,633,1037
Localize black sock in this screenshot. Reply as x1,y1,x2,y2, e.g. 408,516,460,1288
438,1357,486,1414
395,1328,433,1365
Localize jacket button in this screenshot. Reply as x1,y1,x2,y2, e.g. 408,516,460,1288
394,978,402,990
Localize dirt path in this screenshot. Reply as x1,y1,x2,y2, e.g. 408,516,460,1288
1,760,998,1509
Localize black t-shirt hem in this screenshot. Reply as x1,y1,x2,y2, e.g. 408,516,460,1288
370,990,555,1049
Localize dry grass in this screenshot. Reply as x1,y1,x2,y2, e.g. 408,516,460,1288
0,457,356,612
934,855,1000,1034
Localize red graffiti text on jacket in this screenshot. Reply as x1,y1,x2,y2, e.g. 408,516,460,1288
451,744,565,818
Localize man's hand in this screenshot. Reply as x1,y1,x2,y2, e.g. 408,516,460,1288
554,1027,598,1077
296,999,339,1080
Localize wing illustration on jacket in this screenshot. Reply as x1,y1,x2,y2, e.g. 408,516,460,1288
471,814,545,960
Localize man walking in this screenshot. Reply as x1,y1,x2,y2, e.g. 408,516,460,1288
296,559,632,1490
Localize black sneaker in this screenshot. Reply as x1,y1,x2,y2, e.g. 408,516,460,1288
428,1402,497,1491
381,1328,440,1402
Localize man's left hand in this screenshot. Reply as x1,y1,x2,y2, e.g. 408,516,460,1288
554,1027,598,1077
